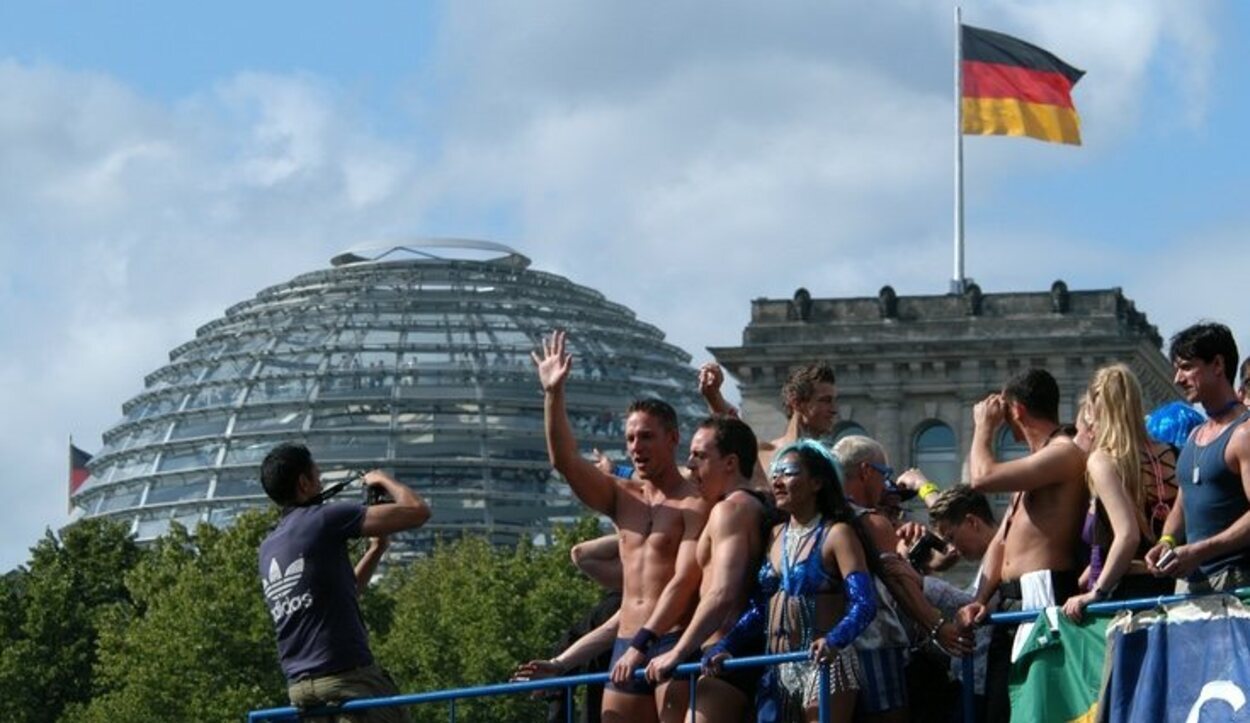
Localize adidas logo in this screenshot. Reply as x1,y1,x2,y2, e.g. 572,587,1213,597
263,557,304,602
262,556,314,622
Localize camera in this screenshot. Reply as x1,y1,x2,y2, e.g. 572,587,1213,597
364,484,394,506
906,531,950,573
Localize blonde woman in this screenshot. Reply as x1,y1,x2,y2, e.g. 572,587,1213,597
1063,364,1175,620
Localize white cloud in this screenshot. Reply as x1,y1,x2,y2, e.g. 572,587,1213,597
0,2,1230,570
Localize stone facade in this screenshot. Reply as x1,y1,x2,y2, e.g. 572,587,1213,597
709,281,1181,484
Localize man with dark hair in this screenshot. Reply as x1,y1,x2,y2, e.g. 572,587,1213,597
956,368,1087,722
1145,322,1250,593
627,398,680,434
642,416,770,720
699,361,838,485
921,485,1000,723
1001,368,1061,422
258,443,430,722
534,330,707,723
927,485,997,561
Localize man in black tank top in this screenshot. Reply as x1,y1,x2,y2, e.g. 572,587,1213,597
1146,323,1250,592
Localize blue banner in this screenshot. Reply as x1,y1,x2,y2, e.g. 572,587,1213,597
1103,597,1250,722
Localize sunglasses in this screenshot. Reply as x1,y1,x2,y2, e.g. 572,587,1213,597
771,462,804,480
868,462,895,483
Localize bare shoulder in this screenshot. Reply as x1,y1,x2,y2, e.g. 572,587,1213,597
1230,418,1250,449
672,479,709,517
1030,436,1088,485
859,511,898,547
615,477,646,503
1086,448,1116,475
825,520,856,541
1052,436,1088,466
713,490,766,530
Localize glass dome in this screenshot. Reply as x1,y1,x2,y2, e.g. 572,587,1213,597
71,240,706,558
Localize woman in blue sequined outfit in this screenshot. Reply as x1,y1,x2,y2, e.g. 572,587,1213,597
705,440,878,723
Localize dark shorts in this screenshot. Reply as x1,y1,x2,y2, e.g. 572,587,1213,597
710,661,760,701
856,646,908,714
606,632,686,695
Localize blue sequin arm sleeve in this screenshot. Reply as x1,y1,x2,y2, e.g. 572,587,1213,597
823,571,877,648
702,596,766,665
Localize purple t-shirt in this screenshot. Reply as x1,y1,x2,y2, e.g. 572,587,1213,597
259,502,371,681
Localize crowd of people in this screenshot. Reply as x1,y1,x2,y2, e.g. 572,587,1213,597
513,321,1250,723
252,320,1250,723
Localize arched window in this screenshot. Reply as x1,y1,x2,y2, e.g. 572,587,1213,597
832,421,868,445
995,424,1029,462
912,421,959,486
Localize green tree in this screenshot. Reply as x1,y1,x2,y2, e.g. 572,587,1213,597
0,518,141,723
376,519,603,723
68,511,288,723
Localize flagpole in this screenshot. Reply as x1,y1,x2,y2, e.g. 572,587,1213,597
952,5,966,294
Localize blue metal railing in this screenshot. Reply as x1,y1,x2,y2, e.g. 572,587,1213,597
249,589,1250,722
248,651,837,722
958,587,1250,723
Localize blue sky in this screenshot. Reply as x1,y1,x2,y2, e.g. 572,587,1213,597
0,1,1245,571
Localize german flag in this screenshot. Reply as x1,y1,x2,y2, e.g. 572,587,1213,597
962,24,1084,145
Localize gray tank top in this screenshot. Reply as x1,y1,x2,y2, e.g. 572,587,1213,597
1177,411,1250,576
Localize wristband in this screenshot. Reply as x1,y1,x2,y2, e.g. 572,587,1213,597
917,482,941,500
928,615,947,640
1160,534,1178,549
630,627,658,653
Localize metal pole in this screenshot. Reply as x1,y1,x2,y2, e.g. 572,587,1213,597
565,682,574,723
447,699,456,723
962,654,976,723
952,5,966,294
689,669,699,719
818,662,831,723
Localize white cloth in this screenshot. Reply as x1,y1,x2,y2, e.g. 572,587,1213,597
1009,568,1061,663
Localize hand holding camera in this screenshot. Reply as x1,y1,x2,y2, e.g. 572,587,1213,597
907,530,953,574
362,470,396,506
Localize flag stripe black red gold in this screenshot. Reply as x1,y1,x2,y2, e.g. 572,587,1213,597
70,443,92,496
961,24,1084,145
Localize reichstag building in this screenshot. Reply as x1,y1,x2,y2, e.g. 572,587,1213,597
70,240,705,556
712,281,1181,485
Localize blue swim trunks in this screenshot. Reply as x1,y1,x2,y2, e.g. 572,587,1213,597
606,631,688,695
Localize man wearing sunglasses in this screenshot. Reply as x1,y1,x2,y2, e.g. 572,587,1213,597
835,435,972,723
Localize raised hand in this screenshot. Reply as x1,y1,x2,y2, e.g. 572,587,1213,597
532,330,573,392
974,393,1007,429
895,468,930,492
592,448,613,475
698,362,724,398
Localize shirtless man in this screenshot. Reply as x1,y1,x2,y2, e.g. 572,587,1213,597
642,415,769,722
1145,323,1250,592
535,330,708,723
956,369,1088,722
699,361,838,486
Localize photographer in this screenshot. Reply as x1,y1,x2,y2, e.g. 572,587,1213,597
259,443,430,722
